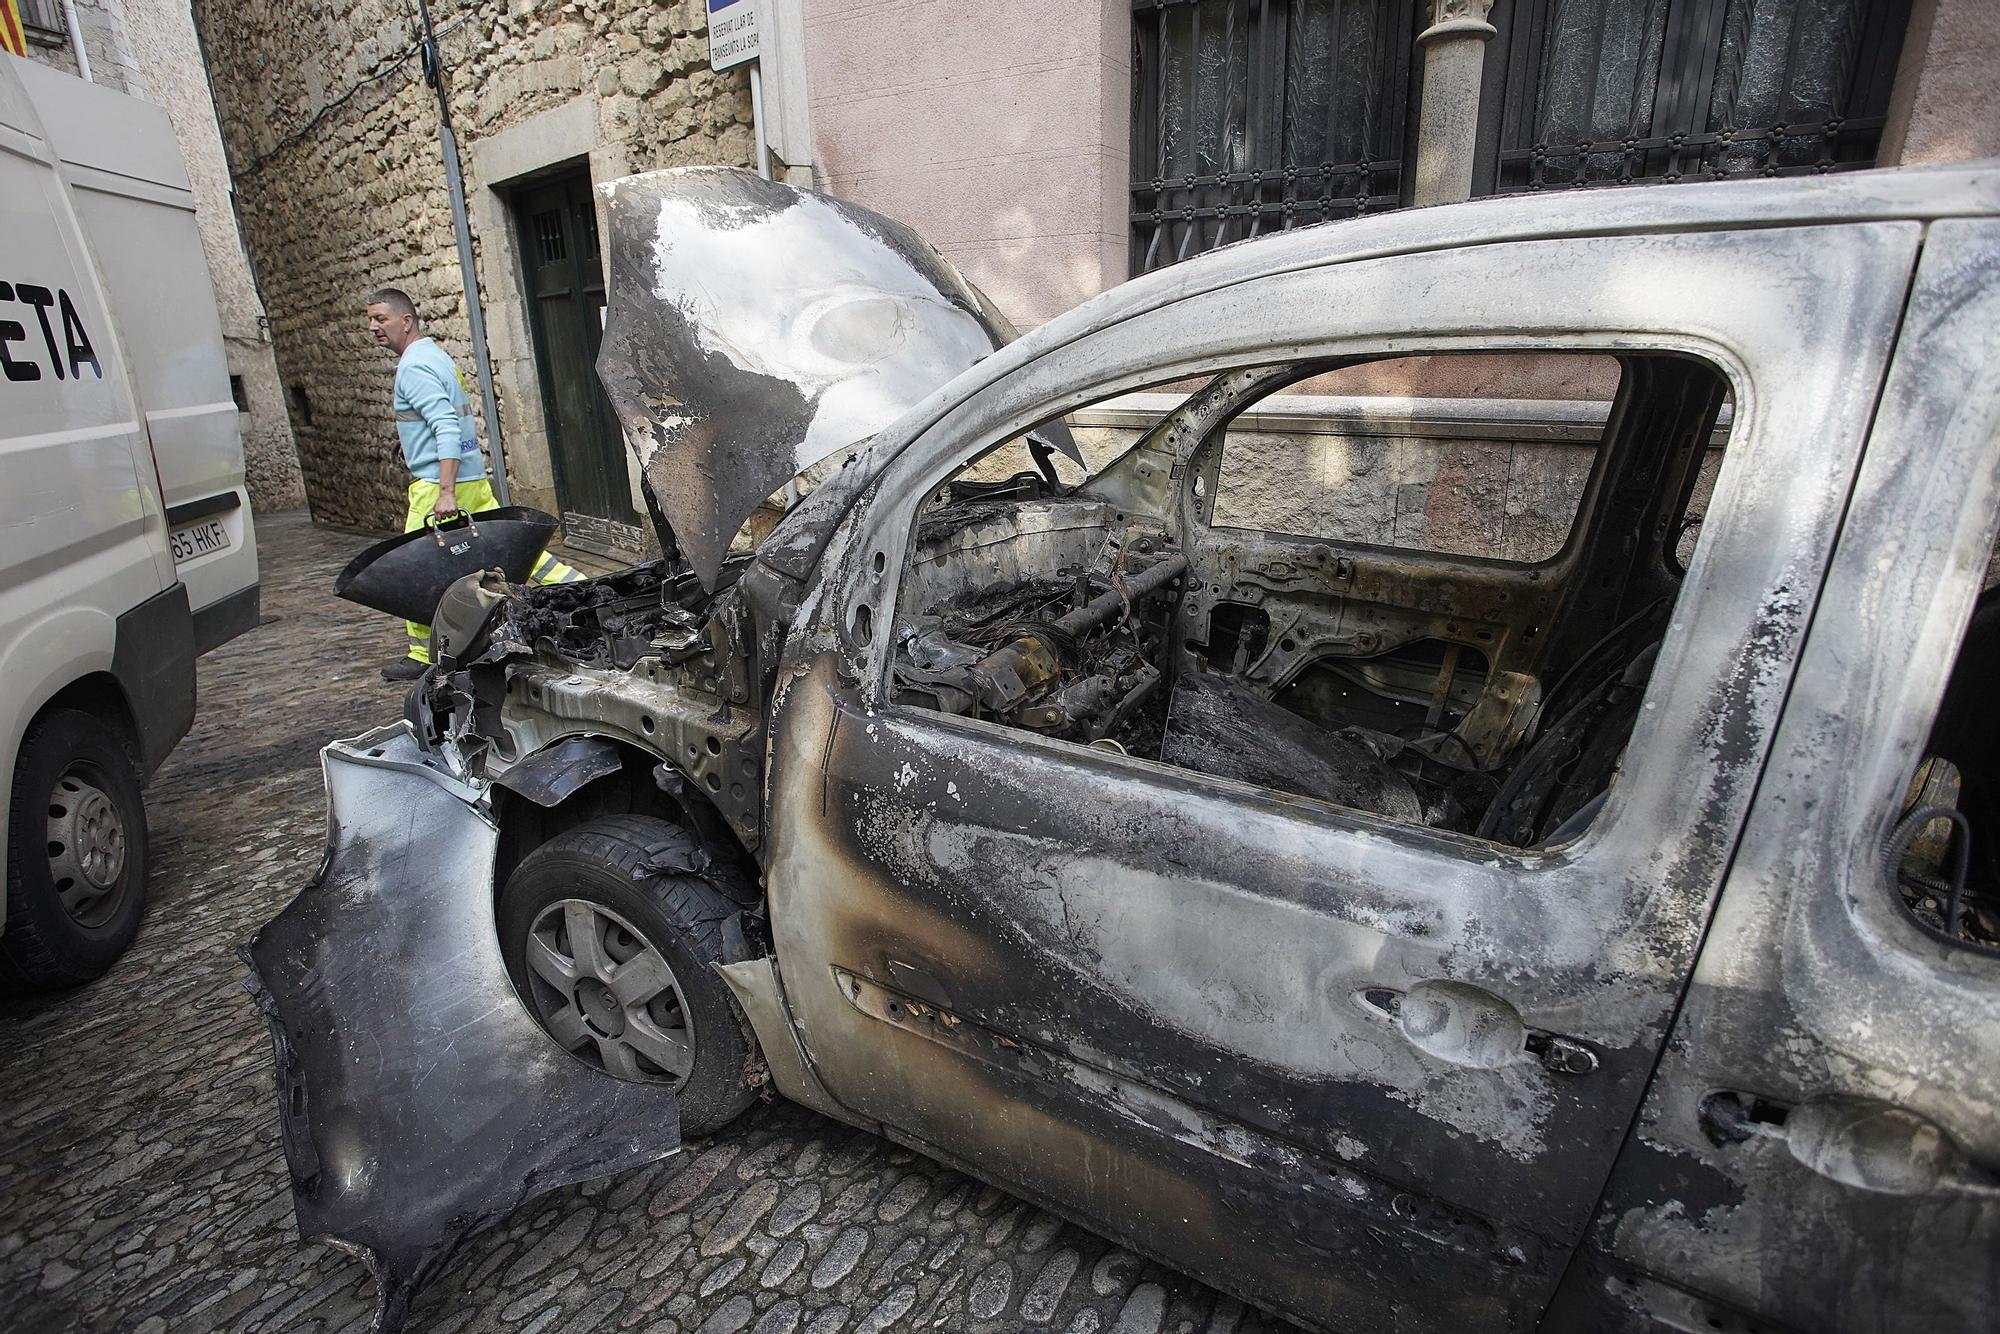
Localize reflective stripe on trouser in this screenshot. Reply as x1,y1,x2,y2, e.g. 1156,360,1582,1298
401,478,583,663
531,551,585,584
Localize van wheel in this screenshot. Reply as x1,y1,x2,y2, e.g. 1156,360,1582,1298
498,815,760,1136
3,709,148,992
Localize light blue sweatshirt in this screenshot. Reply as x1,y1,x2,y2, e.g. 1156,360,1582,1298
393,337,486,482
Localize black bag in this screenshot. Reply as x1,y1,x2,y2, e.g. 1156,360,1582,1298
334,507,560,623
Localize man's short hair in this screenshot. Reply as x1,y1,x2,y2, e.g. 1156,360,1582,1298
365,287,417,319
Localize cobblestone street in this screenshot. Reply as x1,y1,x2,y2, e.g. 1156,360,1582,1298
0,514,1302,1334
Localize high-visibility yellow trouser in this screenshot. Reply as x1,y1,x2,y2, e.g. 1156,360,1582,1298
402,478,584,663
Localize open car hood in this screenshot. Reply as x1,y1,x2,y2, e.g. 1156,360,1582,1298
596,166,1076,588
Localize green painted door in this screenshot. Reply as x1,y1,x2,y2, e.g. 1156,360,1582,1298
514,169,643,555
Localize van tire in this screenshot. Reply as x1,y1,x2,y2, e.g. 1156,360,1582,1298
498,815,760,1137
3,709,149,992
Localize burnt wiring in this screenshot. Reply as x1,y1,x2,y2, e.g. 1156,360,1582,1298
1885,803,1999,957
1412,728,1498,782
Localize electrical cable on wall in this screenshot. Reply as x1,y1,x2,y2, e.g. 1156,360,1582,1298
236,16,465,179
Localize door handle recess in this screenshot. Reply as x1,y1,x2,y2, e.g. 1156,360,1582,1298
1358,983,1599,1075
1701,1090,2000,1197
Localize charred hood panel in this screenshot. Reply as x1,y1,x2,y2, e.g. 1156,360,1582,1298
596,166,1061,588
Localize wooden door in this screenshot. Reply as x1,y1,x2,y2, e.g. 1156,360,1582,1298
514,169,644,555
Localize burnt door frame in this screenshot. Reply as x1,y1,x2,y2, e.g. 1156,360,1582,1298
766,222,1922,1333
511,165,644,555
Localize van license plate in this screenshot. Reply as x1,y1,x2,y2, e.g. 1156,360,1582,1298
170,519,230,563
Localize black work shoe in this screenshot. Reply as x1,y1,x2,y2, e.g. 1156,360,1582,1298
381,658,427,683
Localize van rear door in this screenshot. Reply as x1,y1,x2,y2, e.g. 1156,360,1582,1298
14,59,260,652
0,56,181,923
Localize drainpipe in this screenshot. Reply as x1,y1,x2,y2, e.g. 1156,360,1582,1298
749,63,771,180
746,41,794,508
60,0,92,81
416,0,511,504
1409,0,1496,206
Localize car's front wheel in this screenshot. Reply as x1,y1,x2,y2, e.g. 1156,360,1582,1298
497,814,760,1136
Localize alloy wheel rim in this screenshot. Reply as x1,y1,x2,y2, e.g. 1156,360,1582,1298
46,768,129,927
522,898,696,1086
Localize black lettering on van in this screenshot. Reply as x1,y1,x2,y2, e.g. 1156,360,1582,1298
13,284,63,381
0,281,103,383
57,290,100,379
0,282,38,383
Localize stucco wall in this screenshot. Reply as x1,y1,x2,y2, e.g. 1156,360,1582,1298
22,0,307,511
1880,0,2000,167
1033,394,1725,571
120,0,305,511
192,0,754,532
803,0,1130,331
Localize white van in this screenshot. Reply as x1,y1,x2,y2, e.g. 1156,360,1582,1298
0,56,259,989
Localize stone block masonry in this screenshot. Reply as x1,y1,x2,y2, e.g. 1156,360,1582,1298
193,0,754,532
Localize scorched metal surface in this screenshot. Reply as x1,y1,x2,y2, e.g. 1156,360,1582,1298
242,725,682,1333
595,166,1078,590
246,164,2000,1334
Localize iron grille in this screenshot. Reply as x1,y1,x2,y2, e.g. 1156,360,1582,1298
1482,0,1910,193
18,0,65,38
1130,0,1417,275
533,209,566,264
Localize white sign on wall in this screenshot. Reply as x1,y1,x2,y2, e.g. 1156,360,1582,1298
708,0,762,71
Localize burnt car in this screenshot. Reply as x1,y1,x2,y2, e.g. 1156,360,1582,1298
248,165,2000,1333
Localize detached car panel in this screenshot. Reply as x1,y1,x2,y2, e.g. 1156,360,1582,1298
244,725,682,1333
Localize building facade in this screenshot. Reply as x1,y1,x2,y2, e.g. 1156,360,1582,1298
810,0,1998,317
17,0,306,512
190,0,759,548
188,0,1998,550
801,0,1998,566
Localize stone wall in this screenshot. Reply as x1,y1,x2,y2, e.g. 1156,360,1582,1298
192,0,754,533
26,0,144,87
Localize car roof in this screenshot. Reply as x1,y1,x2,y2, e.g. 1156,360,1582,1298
758,161,2000,581
1038,160,2000,356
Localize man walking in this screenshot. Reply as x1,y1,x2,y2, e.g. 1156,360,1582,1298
365,287,580,681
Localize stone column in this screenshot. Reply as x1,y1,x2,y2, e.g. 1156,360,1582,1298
1409,0,1497,206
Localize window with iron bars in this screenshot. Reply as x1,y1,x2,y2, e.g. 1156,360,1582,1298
18,0,67,40
1130,0,1417,275
1474,0,1909,194
1130,0,1910,274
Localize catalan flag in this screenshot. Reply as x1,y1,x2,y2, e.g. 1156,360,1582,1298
1,0,29,58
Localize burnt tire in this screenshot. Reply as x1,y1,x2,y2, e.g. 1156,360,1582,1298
498,814,759,1136
3,708,148,992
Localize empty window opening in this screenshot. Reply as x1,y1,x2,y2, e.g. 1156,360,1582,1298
1210,353,1622,565
1893,571,2000,955
891,349,1733,848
